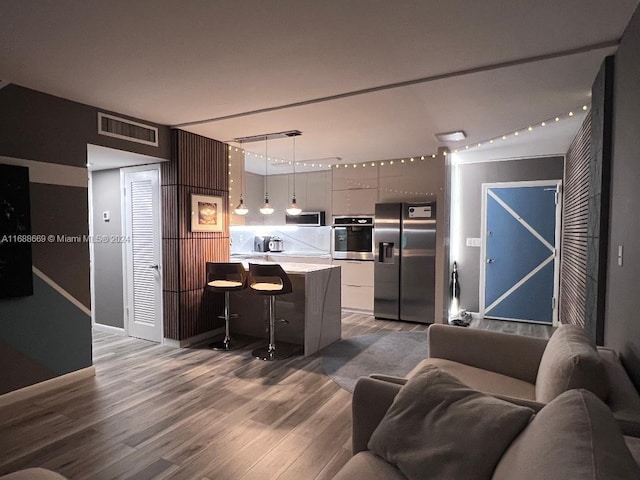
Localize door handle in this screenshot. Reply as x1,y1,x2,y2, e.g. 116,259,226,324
486,258,494,264
149,264,159,270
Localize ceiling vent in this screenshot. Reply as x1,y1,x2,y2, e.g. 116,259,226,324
435,130,466,142
98,112,159,147
233,130,302,143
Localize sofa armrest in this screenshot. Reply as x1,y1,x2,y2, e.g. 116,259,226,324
428,324,549,384
352,377,402,454
368,374,408,385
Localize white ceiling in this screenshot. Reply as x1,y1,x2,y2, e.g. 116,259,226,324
1,0,637,173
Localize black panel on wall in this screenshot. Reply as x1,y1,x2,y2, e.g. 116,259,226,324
0,164,33,298
586,56,614,345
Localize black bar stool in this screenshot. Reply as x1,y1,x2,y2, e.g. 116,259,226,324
206,262,248,350
248,263,297,361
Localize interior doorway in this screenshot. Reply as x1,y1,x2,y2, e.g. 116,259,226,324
480,180,562,325
87,144,166,343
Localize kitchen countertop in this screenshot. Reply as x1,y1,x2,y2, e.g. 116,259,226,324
235,260,338,274
231,251,331,258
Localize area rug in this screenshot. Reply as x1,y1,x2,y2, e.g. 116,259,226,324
321,331,429,393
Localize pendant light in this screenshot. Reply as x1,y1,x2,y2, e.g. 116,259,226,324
286,136,302,216
233,149,248,215
259,136,274,215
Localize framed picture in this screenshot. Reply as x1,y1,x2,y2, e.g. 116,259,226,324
191,194,224,232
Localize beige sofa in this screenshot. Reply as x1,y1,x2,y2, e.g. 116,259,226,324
391,323,640,436
334,373,640,479
0,469,66,479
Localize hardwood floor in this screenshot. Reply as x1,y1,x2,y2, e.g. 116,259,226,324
0,313,427,480
0,313,551,479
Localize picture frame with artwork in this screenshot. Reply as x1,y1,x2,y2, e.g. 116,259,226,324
191,194,224,232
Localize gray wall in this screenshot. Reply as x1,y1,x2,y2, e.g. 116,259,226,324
91,169,125,329
0,84,171,394
605,4,640,389
454,156,564,312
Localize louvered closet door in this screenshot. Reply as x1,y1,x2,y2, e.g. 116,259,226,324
124,167,163,343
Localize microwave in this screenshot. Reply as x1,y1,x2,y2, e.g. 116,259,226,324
285,211,326,226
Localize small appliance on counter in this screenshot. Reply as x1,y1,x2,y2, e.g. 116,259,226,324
268,236,284,252
254,235,272,252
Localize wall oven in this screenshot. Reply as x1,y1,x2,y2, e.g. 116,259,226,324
331,216,375,260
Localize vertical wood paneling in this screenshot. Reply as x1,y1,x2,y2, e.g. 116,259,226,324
163,291,179,339
560,113,591,328
162,129,229,340
162,239,179,292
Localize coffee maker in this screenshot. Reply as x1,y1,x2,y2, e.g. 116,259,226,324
253,235,272,252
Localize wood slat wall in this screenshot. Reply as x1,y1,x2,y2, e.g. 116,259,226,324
559,112,592,328
161,130,230,340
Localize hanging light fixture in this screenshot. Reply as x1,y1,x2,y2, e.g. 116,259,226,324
233,149,248,215
259,136,274,215
286,136,302,216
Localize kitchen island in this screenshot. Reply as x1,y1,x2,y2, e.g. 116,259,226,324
229,262,341,356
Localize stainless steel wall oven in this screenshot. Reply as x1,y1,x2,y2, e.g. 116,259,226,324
331,216,374,260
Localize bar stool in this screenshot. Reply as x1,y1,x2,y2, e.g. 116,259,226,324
206,262,248,350
248,263,297,361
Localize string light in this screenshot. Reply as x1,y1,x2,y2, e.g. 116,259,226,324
226,106,589,175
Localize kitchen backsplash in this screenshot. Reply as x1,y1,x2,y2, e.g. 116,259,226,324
230,225,331,255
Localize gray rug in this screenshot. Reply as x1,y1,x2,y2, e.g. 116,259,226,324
321,331,428,393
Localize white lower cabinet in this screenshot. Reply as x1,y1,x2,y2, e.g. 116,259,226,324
267,254,332,265
333,260,374,311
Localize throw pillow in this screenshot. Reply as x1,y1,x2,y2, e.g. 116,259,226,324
368,364,534,480
493,389,640,479
535,324,608,403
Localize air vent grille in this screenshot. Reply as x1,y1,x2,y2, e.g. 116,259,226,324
98,112,159,147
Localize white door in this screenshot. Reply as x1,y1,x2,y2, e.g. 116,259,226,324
123,166,163,342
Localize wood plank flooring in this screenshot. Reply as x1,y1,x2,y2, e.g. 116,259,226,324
0,313,549,479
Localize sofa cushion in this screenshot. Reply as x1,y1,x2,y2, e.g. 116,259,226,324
535,324,608,403
493,389,640,480
368,364,534,480
332,452,407,480
409,358,536,400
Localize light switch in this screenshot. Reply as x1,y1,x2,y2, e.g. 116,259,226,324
618,245,623,267
103,211,110,222
466,238,481,247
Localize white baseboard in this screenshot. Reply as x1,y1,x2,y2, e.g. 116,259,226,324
0,366,96,408
163,327,225,348
92,323,126,336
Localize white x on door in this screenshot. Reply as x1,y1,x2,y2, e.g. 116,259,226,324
481,180,561,324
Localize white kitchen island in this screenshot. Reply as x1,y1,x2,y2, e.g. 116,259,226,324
229,262,342,356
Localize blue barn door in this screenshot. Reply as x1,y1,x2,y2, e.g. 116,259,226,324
481,181,561,324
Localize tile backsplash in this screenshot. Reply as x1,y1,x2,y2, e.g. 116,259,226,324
230,225,331,255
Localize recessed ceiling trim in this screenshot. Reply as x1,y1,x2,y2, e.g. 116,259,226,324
172,38,619,129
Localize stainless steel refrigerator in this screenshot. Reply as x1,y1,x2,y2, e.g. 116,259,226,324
374,202,436,323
